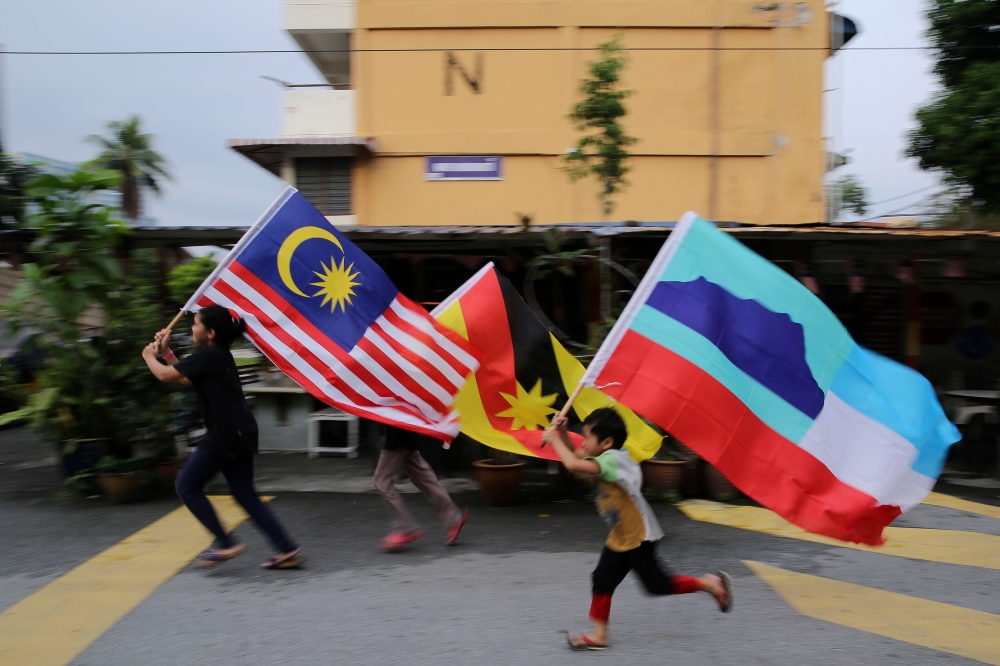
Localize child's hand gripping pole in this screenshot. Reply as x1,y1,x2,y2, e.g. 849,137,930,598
541,381,585,448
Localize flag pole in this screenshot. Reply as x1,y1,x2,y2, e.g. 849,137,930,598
556,381,586,420
164,309,186,334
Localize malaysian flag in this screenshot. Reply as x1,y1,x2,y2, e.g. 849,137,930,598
183,187,481,440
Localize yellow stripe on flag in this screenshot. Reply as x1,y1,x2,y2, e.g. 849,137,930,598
437,300,534,457
550,332,662,461
0,496,269,666
746,560,1000,665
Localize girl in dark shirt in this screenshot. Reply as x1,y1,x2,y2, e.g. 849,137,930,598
142,305,305,569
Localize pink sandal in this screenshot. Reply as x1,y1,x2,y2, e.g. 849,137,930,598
379,529,426,551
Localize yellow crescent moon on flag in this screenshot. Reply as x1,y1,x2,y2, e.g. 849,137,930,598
276,226,344,297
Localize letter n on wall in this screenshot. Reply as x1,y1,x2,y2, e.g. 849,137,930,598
444,52,484,95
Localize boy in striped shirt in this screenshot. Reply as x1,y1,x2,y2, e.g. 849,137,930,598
543,407,732,650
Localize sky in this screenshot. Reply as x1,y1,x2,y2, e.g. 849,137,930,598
1,0,941,226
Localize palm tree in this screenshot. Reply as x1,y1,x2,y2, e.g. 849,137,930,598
87,116,171,221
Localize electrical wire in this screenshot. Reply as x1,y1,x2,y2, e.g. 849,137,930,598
5,45,1000,56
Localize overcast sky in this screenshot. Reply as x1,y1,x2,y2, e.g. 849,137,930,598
1,0,940,226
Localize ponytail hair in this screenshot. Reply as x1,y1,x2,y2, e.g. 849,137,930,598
197,304,247,349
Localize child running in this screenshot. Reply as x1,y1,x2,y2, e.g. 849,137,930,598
372,425,468,551
542,408,731,651
142,305,305,570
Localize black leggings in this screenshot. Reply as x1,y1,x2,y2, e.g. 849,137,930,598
175,445,298,553
591,541,676,596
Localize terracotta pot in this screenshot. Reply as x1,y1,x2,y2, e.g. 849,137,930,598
97,474,140,504
154,460,180,485
472,460,526,506
704,463,737,501
640,459,686,494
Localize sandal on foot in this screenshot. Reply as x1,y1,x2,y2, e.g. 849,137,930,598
445,510,469,546
717,570,733,613
261,548,307,570
194,544,246,569
564,631,609,651
379,529,426,552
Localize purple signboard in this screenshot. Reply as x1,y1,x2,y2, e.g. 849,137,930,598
424,156,502,181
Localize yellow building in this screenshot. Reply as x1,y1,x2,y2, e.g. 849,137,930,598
231,0,855,227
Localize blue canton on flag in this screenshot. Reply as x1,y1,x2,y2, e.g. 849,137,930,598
184,188,481,440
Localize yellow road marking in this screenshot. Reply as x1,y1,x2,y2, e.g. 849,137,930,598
745,560,1000,665
0,496,271,666
679,500,1000,570
923,492,1000,521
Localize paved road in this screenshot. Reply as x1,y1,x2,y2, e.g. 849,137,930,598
1,428,999,665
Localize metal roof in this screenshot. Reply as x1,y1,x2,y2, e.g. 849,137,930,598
4,223,1000,252
227,137,378,175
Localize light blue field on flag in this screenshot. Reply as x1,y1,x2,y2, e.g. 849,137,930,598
659,217,854,393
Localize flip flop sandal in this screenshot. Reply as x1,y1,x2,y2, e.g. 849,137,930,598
717,570,733,613
445,510,469,546
194,544,246,569
261,551,307,570
564,631,609,651
379,529,426,551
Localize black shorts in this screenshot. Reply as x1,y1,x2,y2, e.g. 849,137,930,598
592,541,676,596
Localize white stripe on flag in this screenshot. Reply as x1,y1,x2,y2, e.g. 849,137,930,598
389,298,479,371
214,273,446,422
346,344,446,421
798,391,935,511
358,328,456,408
375,314,467,389
207,286,445,432
217,271,390,406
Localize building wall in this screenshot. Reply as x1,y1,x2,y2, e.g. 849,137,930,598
278,1,830,226
343,0,828,226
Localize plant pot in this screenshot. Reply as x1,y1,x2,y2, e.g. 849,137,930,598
704,463,737,502
97,473,140,504
153,460,180,485
640,459,686,494
472,459,526,506
59,439,106,478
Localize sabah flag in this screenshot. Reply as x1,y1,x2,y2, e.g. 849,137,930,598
582,213,960,545
184,187,480,440
432,263,662,461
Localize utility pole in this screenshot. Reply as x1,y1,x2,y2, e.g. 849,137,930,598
0,44,6,152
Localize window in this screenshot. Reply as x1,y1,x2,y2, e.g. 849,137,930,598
296,157,351,215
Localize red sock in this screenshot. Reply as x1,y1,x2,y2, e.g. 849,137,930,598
589,593,612,623
672,575,700,594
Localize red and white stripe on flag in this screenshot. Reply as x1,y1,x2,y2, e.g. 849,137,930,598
199,260,480,441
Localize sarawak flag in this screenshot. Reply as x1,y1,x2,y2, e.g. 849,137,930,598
582,212,959,544
184,187,480,440
432,263,661,461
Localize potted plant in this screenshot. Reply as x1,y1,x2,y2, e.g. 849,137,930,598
94,456,149,503
1,169,177,488
640,437,685,501
472,447,527,506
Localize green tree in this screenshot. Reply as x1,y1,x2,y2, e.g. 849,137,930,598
167,256,217,307
0,153,39,227
565,38,637,219
906,0,1000,212
1,170,174,456
833,174,869,218
87,115,171,221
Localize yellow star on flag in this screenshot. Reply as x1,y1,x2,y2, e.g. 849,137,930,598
311,256,361,313
496,379,559,431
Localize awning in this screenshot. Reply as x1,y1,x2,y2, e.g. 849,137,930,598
227,137,378,175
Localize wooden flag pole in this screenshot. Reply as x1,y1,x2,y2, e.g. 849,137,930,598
556,381,586,420
164,309,186,334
